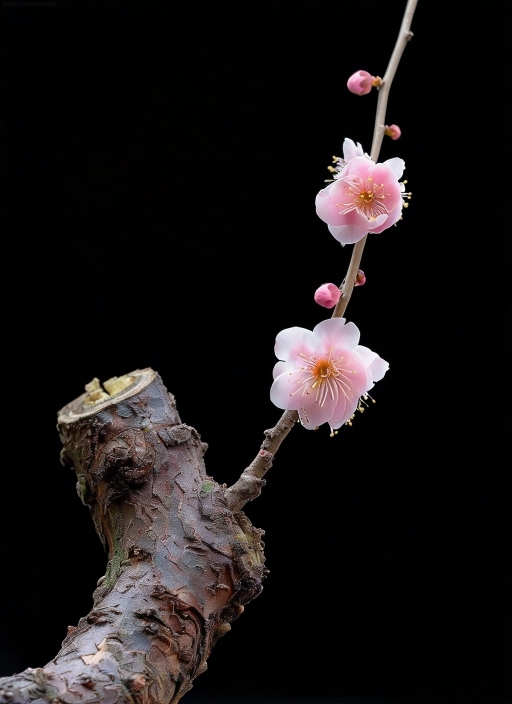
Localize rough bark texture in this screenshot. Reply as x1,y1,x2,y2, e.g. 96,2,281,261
0,369,267,704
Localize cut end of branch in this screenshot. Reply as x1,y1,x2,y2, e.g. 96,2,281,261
82,374,138,406
58,368,157,424
83,374,138,405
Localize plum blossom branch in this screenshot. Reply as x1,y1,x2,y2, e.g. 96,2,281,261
227,0,418,511
332,0,418,319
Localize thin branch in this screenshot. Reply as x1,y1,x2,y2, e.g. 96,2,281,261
225,410,298,512
332,235,368,319
333,0,418,319
227,0,419,510
370,0,419,162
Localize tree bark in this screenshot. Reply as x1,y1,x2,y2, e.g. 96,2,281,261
0,369,267,704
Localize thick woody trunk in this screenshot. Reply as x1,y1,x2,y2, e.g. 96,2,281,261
0,369,267,704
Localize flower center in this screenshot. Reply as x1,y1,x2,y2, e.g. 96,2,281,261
359,190,374,204
336,174,388,221
310,358,338,389
291,347,358,411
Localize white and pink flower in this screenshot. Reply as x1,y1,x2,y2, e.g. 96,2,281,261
317,140,406,245
270,318,389,432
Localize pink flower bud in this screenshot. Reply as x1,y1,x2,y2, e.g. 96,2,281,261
385,124,401,140
347,70,373,96
354,270,366,286
314,283,341,309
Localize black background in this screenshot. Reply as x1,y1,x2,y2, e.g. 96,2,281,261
1,1,510,703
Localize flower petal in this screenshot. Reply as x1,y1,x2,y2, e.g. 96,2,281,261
383,157,405,179
342,138,364,162
270,369,339,429
338,349,371,398
328,223,368,245
368,355,389,383
272,360,289,380
329,396,360,431
298,388,340,430
354,345,389,385
370,199,402,233
270,370,299,410
354,345,378,367
312,318,360,349
274,326,313,361
315,180,347,225
340,155,375,179
366,213,389,231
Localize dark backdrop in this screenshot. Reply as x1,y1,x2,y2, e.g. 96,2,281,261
1,1,509,702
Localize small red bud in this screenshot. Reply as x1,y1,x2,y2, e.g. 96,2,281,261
354,270,366,287
385,124,401,140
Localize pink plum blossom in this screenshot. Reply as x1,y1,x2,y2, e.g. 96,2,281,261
270,318,389,431
385,124,402,140
316,149,406,245
347,70,374,95
314,283,341,309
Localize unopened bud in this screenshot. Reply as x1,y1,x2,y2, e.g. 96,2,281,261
314,283,341,309
384,124,401,140
354,270,366,287
347,70,372,95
